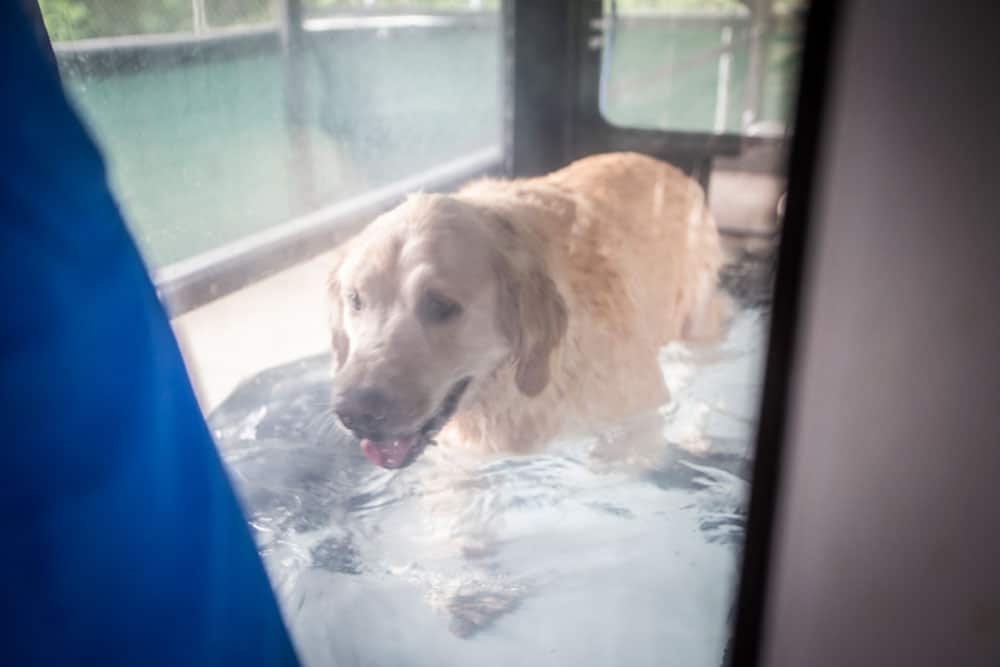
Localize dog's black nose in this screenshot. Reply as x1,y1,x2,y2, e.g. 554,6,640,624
334,387,390,437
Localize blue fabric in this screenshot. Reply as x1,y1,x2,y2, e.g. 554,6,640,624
0,4,300,665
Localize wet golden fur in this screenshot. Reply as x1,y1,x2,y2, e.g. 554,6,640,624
327,152,726,459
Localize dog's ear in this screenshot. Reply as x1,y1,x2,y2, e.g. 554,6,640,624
326,246,351,371
493,224,568,397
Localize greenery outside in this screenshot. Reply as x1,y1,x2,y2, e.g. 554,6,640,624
38,0,808,43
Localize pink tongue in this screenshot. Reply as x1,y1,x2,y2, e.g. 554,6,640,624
361,436,419,468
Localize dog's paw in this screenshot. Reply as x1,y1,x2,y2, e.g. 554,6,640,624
445,581,526,638
428,576,529,638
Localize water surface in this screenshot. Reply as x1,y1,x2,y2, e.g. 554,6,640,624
210,299,768,667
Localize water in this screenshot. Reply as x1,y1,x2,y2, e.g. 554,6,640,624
210,290,769,666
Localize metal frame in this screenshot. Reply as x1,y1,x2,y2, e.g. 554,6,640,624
727,1,837,664
52,13,498,74
730,2,1000,666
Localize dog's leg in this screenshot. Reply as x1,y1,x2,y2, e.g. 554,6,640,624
590,407,674,473
419,458,531,637
441,575,530,638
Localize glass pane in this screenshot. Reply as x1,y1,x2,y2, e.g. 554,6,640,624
601,0,806,135
40,1,800,665
45,0,500,267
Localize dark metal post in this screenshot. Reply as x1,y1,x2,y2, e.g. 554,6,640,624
503,0,575,177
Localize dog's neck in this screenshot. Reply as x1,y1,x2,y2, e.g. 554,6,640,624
439,346,577,457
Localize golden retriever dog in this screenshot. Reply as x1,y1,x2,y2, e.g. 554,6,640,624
327,152,727,470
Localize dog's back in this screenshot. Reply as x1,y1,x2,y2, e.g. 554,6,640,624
462,152,726,347
546,152,727,345
453,153,727,452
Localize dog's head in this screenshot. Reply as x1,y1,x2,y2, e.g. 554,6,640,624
327,194,567,468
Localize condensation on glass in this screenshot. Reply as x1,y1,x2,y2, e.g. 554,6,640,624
46,0,501,267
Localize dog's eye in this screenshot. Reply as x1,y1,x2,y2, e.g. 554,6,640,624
421,292,462,323
347,289,363,312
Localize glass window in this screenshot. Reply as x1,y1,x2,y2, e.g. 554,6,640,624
45,0,500,267
601,0,805,135
39,1,806,665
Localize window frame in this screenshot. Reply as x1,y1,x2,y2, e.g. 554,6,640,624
504,0,790,190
